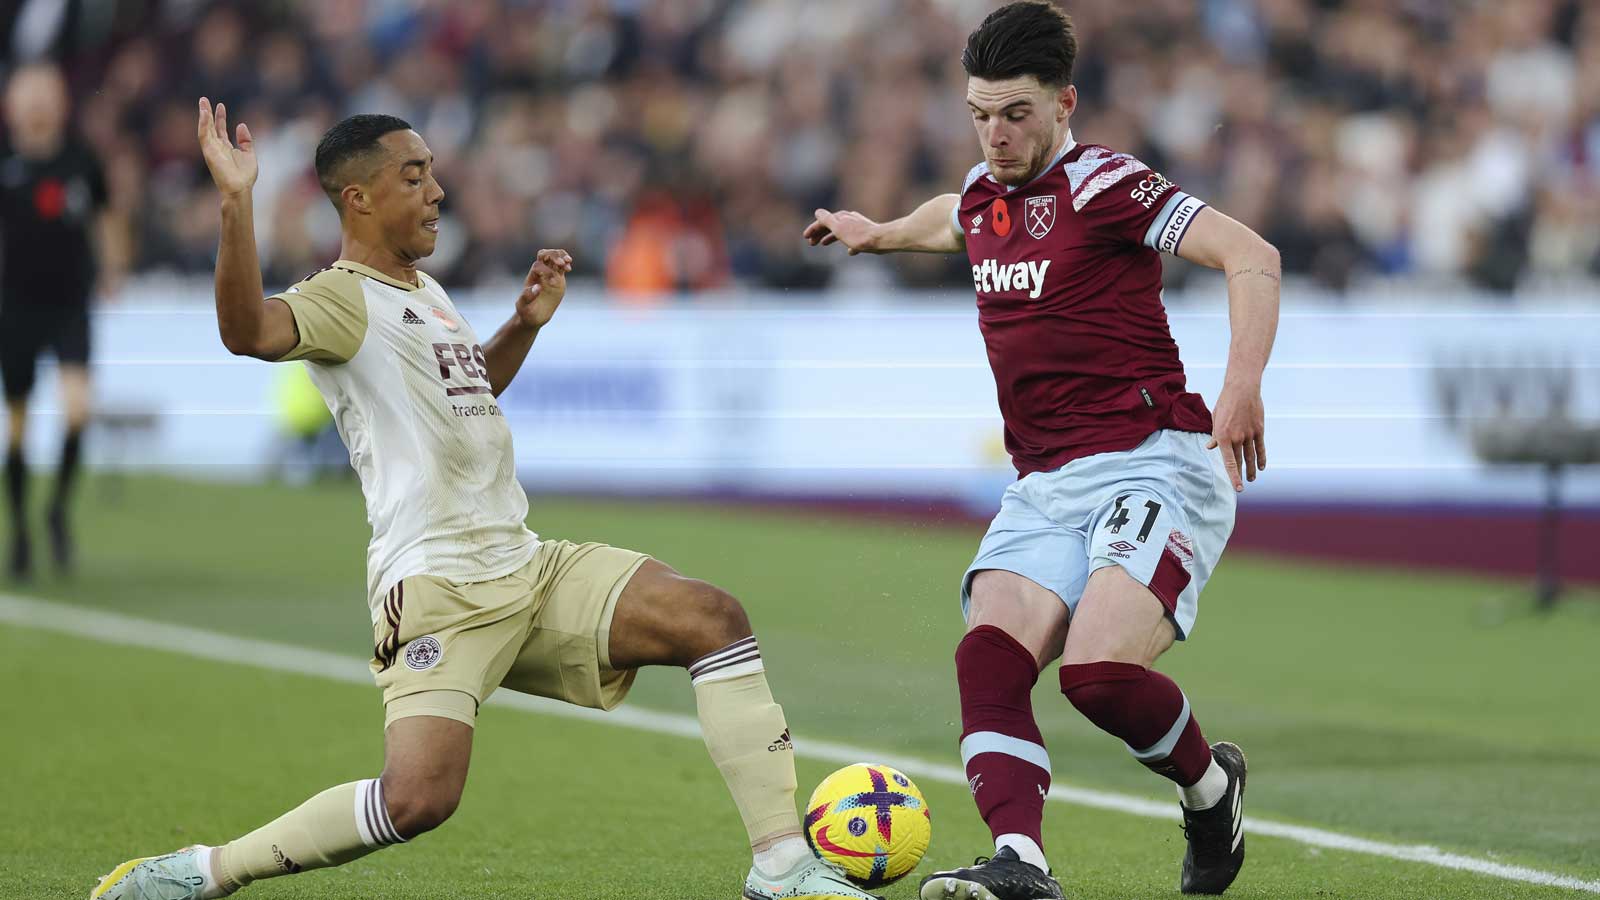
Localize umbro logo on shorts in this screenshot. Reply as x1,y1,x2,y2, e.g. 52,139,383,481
1108,540,1138,553
401,308,426,325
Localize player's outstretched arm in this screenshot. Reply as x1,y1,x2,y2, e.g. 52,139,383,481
481,249,573,396
198,97,299,361
1174,207,1280,492
804,193,965,255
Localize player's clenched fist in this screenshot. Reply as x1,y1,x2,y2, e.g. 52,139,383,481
196,97,257,198
515,249,573,329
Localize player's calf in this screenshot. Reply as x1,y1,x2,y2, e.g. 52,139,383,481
1057,569,1229,810
957,625,1052,873
89,775,410,900
608,561,814,884
1059,661,1214,786
91,715,471,898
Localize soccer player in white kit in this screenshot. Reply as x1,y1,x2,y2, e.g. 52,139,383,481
89,103,879,900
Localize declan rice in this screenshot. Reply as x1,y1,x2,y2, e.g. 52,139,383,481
806,2,1279,898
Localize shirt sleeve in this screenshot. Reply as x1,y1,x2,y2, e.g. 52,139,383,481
272,268,368,364
1071,153,1207,256
951,160,991,235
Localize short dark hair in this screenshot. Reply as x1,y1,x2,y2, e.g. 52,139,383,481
313,113,413,207
962,1,1077,88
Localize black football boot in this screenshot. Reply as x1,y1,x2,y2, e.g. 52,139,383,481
1180,741,1248,894
919,846,1064,900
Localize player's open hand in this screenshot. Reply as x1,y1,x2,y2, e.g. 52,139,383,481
197,98,257,198
516,249,573,329
804,208,884,255
1207,381,1266,492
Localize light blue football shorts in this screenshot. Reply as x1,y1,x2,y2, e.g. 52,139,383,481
960,429,1236,640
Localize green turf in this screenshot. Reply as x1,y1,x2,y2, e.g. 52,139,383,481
7,473,1599,896
4,625,1591,900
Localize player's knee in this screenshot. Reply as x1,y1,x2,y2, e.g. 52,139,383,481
381,775,461,838
678,579,752,662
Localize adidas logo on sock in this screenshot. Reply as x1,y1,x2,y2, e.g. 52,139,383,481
401,308,425,324
768,728,793,752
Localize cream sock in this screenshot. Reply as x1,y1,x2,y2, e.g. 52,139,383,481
213,778,403,890
690,637,804,857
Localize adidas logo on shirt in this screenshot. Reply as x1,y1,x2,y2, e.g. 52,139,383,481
401,308,426,325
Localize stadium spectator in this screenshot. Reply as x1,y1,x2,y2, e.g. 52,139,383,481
3,0,1596,297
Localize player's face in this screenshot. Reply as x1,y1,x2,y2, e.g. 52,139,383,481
967,77,1074,186
368,130,445,261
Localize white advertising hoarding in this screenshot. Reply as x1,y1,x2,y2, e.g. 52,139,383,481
63,287,1600,511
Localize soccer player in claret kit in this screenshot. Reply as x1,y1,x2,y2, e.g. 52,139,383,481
806,3,1278,898
88,105,881,900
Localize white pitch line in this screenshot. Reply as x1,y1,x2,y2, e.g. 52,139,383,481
2,594,1595,895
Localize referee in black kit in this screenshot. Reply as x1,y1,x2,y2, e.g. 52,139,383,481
0,62,111,579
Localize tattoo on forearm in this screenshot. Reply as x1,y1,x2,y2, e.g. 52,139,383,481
1228,267,1281,284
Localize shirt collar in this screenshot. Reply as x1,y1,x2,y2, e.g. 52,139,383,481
333,259,423,292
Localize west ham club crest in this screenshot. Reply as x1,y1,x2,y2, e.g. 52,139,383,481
1026,195,1056,239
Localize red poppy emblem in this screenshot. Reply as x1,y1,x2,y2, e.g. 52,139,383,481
990,198,1011,236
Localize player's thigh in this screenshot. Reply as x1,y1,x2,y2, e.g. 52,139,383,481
967,570,1072,669
381,711,473,821
1060,566,1176,667
370,571,539,730
605,557,751,669
499,540,651,711
1072,431,1235,645
961,487,1087,668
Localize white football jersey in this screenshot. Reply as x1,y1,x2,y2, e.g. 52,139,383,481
274,260,538,622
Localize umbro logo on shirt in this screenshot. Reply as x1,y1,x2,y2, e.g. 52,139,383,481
401,308,426,325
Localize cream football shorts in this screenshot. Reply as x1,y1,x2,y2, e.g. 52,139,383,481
369,540,649,727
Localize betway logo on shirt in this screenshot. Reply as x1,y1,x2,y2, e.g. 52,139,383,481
971,258,1052,299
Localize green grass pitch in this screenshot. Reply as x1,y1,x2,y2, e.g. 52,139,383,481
4,474,1598,898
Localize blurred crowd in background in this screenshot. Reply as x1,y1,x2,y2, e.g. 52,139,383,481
5,0,1599,300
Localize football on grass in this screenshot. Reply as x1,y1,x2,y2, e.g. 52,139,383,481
803,763,931,887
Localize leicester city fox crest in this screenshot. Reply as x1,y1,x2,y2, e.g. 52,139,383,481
404,635,444,671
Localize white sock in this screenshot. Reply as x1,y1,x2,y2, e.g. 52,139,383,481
753,835,813,878
995,833,1048,873
1179,757,1228,810
193,846,231,899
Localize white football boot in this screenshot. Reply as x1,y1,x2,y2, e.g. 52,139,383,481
89,846,224,900
742,854,884,900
